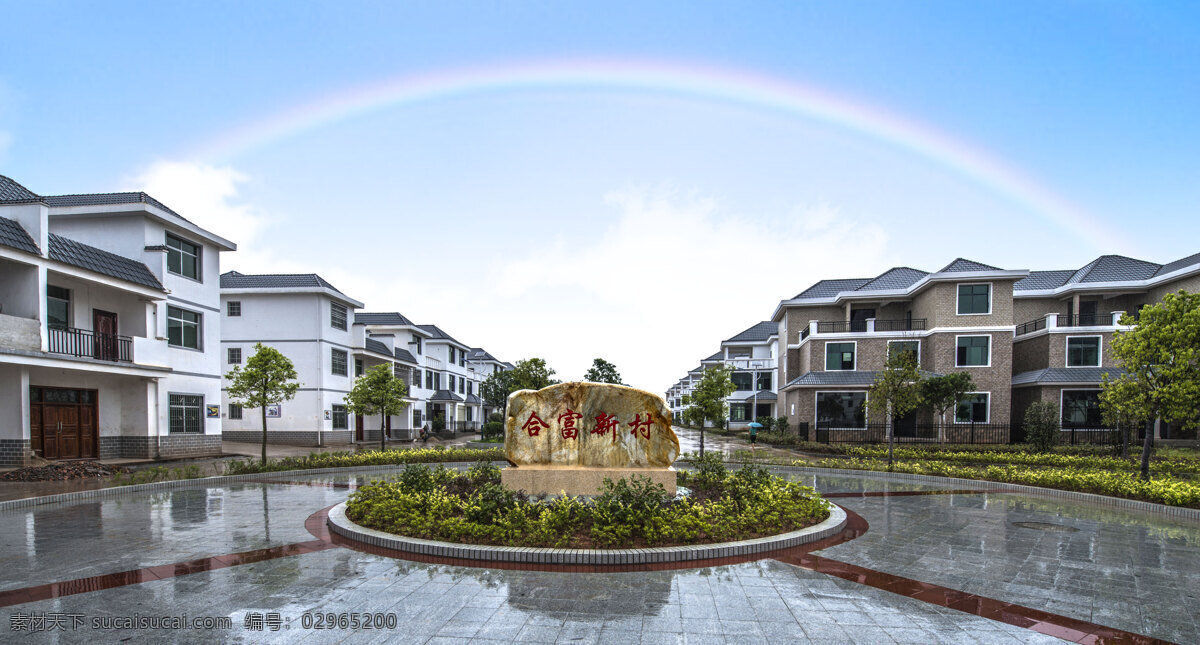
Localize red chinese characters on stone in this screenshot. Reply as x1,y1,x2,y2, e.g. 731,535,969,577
592,412,620,443
522,411,549,436
557,408,582,439
628,413,653,439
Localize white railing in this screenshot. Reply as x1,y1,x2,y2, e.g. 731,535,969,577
722,358,776,370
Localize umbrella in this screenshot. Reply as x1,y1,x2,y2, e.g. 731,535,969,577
747,422,764,429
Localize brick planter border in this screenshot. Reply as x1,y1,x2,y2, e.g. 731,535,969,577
325,502,848,565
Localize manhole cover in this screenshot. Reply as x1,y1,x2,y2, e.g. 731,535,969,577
1012,521,1079,532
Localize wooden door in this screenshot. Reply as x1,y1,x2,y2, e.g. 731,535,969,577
94,310,118,361
355,414,364,441
29,387,99,460
58,405,81,458
39,405,60,459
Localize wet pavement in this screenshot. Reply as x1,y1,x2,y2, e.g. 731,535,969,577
0,466,1195,643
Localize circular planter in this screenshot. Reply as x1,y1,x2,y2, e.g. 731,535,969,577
326,502,847,565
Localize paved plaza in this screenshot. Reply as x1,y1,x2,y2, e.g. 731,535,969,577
0,448,1196,643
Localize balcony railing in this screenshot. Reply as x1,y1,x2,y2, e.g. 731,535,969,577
802,318,926,338
47,327,133,362
1060,313,1113,328
1016,311,1131,337
1015,317,1047,336
723,357,776,370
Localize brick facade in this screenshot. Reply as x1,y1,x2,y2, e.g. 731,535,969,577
0,439,31,468
99,435,223,460
221,430,353,446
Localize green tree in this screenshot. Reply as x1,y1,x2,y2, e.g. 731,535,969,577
919,372,976,442
510,357,560,390
1100,291,1200,481
866,350,923,468
480,369,518,415
225,343,301,465
344,364,410,451
684,364,736,456
1024,401,1059,453
584,358,623,384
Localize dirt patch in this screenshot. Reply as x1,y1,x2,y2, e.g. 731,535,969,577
0,460,123,482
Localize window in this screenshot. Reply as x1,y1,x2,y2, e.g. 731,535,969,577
166,234,201,280
331,349,348,376
955,393,989,423
956,336,990,367
331,404,348,430
729,403,748,422
412,335,422,354
227,347,241,364
466,407,473,421
355,358,364,376
228,404,242,420
825,342,856,370
467,381,473,396
434,372,441,390
957,284,990,315
413,368,422,388
412,409,423,427
46,285,70,329
169,394,203,433
330,302,347,331
816,392,867,428
448,347,456,363
1066,337,1101,367
394,363,404,379
167,306,201,349
449,375,456,391
756,372,772,391
425,371,433,390
731,372,753,391
887,340,920,363
459,378,465,394
227,301,241,317
1061,390,1102,428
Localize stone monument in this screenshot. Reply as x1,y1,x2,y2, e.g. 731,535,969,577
501,382,680,496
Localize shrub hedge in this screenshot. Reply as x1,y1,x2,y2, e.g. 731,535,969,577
224,447,505,475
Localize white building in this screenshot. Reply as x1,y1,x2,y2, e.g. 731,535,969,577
218,271,367,446
666,321,780,428
0,175,235,466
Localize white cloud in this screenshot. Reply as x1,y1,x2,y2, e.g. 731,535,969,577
128,161,268,246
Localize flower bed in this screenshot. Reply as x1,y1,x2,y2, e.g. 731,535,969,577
345,456,830,549
837,447,1200,474
224,447,505,475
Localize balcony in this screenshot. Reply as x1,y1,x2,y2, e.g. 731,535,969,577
722,357,777,370
799,318,926,341
1015,312,1129,337
47,327,133,363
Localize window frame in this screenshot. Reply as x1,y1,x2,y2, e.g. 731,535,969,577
824,341,857,371
331,404,348,430
756,371,772,391
167,305,202,350
1065,335,1102,368
814,390,869,429
956,282,992,316
227,347,241,365
226,301,241,317
886,339,921,363
168,393,204,434
953,392,990,424
1060,389,1103,428
731,372,753,391
331,348,348,376
330,302,347,331
165,233,202,281
46,285,71,329
955,334,991,368
228,403,242,420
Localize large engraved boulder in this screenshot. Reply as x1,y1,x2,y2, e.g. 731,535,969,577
501,382,679,496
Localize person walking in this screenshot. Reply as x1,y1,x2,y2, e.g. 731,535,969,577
421,424,429,444
748,424,759,452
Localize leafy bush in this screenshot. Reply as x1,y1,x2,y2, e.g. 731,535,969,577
431,414,446,432
482,420,504,439
1025,401,1060,452
775,416,790,432
223,447,505,475
346,462,830,548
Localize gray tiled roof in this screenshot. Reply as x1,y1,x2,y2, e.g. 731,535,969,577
736,390,777,401
467,347,498,361
785,369,941,388
856,267,929,291
394,348,417,363
47,234,163,290
0,216,39,254
1155,252,1200,277
725,321,778,343
1014,270,1075,291
795,278,871,299
219,271,346,294
465,394,482,405
364,338,392,357
418,324,465,346
355,311,416,326
939,258,1001,273
1068,255,1160,284
429,389,464,402
0,175,40,202
703,352,723,362
42,192,193,224
1011,367,1125,386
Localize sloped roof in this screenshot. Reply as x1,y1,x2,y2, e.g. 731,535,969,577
0,175,40,202
42,192,193,224
220,271,346,294
725,321,777,343
939,258,1001,272
785,369,941,388
429,389,464,402
0,216,40,254
364,338,392,357
1155,252,1200,277
1014,270,1075,291
418,324,466,346
47,234,163,290
1067,255,1160,284
355,311,416,326
735,390,777,401
703,351,723,362
465,394,482,405
1011,367,1125,386
795,278,871,299
394,348,417,363
856,267,929,291
467,347,498,361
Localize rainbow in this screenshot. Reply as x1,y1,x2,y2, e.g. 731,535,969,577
190,58,1118,248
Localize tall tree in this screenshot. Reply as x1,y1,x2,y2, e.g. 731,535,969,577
919,372,976,442
1100,291,1200,481
685,364,736,457
866,350,923,468
510,357,560,390
480,369,518,416
344,364,410,451
584,357,623,384
225,343,301,465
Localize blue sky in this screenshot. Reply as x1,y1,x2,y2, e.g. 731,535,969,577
2,2,1198,391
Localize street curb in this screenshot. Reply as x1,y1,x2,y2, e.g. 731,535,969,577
326,502,847,565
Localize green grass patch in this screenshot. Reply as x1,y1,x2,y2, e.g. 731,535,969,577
224,447,505,475
345,456,830,548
